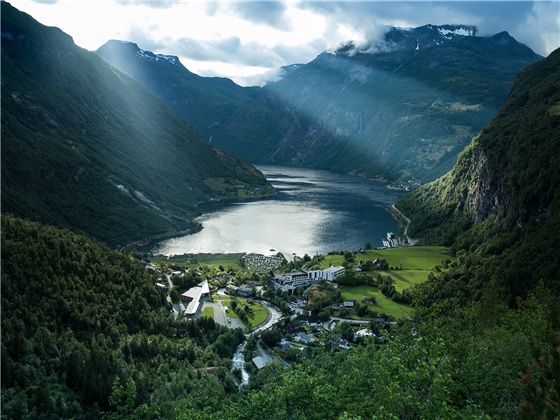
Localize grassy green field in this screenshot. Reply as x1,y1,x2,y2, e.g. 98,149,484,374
339,285,413,319
384,269,431,292
329,246,452,319
321,246,451,270
152,253,245,269
202,306,214,319
213,295,268,327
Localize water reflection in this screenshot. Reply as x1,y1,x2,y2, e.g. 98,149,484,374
149,165,404,257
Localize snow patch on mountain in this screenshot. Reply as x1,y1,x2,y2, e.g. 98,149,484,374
327,24,478,57
135,47,179,66
437,26,475,38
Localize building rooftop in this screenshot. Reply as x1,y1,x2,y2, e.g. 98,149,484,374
182,280,210,316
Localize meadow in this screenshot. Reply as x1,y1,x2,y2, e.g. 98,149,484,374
327,246,452,319
321,246,451,270
339,285,414,319
151,253,245,269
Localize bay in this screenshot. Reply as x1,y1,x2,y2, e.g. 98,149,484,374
148,165,405,258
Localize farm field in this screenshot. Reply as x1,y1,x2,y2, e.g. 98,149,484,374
339,285,413,319
384,269,430,292
331,246,452,319
320,246,451,270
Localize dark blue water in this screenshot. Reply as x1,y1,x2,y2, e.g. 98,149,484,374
149,165,404,258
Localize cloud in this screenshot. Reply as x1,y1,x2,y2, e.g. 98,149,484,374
524,2,560,56
113,0,178,9
168,36,283,67
301,1,558,56
225,2,291,30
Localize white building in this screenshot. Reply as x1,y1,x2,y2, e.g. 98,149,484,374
270,271,310,293
307,265,345,281
270,266,345,292
383,232,401,248
181,280,210,318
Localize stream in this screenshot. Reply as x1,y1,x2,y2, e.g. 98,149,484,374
232,300,283,386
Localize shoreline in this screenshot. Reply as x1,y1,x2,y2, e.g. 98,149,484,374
124,190,277,252
124,224,203,252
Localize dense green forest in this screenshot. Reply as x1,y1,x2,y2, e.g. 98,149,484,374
2,214,559,418
1,214,245,418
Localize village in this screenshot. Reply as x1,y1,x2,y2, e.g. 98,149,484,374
141,248,419,371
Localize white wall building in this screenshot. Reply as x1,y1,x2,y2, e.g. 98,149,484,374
270,266,345,292
307,265,345,281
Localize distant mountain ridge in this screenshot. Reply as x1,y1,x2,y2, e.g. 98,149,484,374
96,40,259,142
328,24,477,56
207,24,542,183
1,2,273,246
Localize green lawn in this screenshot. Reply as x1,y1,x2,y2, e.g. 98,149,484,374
384,269,430,292
202,306,214,319
321,246,451,270
213,295,268,327
340,285,413,319
340,285,379,301
152,253,245,269
319,246,450,319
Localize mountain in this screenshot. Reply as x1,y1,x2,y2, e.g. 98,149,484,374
209,25,542,183
396,47,560,304
1,2,273,246
96,40,260,142
276,63,305,79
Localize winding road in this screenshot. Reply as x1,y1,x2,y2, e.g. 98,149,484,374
390,204,412,243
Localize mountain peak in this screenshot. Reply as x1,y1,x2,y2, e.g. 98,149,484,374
423,24,476,38
97,39,180,66
328,24,478,56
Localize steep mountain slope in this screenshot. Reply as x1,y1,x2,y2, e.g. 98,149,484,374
397,48,560,303
1,2,273,246
96,40,259,142
211,25,542,183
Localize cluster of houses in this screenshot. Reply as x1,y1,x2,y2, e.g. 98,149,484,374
269,265,346,293
226,284,256,297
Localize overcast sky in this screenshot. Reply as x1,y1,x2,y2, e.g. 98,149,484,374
12,0,560,86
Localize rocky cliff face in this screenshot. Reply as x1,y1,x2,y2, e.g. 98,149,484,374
459,141,502,223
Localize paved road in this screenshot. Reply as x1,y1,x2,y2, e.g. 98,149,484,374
165,274,185,319
391,204,412,242
203,301,227,326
